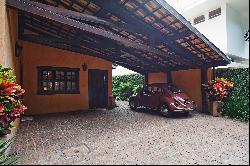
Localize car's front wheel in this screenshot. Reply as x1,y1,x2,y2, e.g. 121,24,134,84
160,104,169,116
129,100,137,110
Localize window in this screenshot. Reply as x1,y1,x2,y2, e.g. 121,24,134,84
194,15,205,25
209,8,221,19
38,67,80,95
152,86,163,95
167,85,183,94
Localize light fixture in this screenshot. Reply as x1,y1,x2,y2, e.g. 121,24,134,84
15,42,23,57
82,63,88,71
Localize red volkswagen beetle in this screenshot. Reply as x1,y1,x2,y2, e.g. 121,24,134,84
129,83,196,116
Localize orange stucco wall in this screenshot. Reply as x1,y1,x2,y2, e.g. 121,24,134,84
0,5,20,80
0,3,20,139
0,1,4,63
148,69,212,111
172,69,212,111
148,73,167,84
22,41,112,115
0,5,112,115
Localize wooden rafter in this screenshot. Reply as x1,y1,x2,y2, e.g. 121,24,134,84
7,0,231,74
91,0,205,66
21,34,147,74
7,0,179,65
29,0,206,68
22,14,174,72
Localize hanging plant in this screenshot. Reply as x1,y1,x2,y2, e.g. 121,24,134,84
0,65,27,137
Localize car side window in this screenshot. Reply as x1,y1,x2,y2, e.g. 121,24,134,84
148,86,153,92
144,86,152,94
152,86,158,93
152,86,163,95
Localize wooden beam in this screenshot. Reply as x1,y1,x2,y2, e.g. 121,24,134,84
18,14,25,39
93,0,231,67
155,0,231,64
91,0,204,67
167,71,173,84
20,34,146,74
201,67,209,114
21,0,149,37
22,9,189,70
178,37,215,62
145,74,149,85
128,0,181,36
23,15,168,72
82,33,174,71
212,67,216,80
170,29,192,40
7,0,190,69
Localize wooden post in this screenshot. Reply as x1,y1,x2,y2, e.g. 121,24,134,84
145,73,149,85
212,67,216,80
201,67,209,114
167,71,173,84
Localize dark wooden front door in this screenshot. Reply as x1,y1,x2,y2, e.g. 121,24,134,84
88,69,108,109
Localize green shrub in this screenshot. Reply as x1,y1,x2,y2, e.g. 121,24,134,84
216,68,249,121
0,138,20,165
112,74,144,101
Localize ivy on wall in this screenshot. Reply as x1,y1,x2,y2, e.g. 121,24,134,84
112,74,144,101
216,68,249,122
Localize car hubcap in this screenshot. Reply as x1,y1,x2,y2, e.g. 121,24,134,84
130,101,135,108
161,106,169,114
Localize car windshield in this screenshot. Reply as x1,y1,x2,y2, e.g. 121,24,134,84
167,86,183,94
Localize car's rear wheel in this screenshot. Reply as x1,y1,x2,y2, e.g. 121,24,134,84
129,100,137,110
160,104,169,116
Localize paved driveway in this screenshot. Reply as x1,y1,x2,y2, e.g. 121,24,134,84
12,102,249,165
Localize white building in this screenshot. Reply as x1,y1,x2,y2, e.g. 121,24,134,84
167,0,249,67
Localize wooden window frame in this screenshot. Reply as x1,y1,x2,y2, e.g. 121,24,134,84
37,66,80,95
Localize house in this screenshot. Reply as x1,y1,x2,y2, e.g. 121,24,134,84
0,0,231,116
166,0,249,67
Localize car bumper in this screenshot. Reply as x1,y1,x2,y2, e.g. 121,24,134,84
173,107,195,112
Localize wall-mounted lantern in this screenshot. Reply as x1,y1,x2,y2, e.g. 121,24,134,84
15,42,23,57
82,63,88,71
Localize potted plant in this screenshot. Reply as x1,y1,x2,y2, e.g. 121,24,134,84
0,65,27,137
203,78,234,117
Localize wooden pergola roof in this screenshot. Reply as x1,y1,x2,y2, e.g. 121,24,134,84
7,0,231,74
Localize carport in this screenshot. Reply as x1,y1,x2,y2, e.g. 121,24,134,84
6,0,231,113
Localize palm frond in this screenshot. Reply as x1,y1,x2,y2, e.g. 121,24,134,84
0,138,20,165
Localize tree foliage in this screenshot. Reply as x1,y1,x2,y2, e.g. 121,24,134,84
112,74,144,101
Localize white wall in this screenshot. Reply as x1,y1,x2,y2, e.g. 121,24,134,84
166,0,201,11
112,66,136,76
242,18,249,59
226,4,248,59
179,0,249,60
191,3,228,53
244,39,249,60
